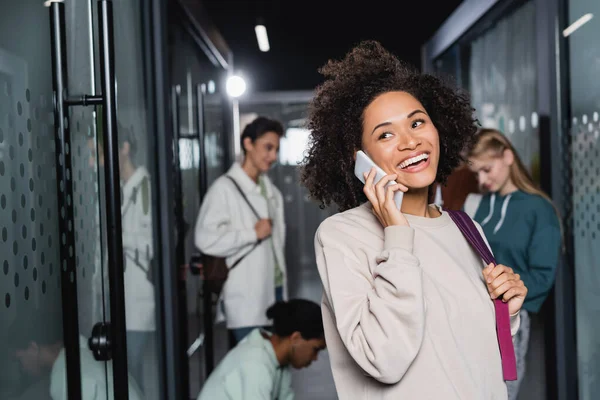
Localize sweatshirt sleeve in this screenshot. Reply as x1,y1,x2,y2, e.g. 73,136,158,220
522,204,561,305
315,222,425,384
222,363,273,400
510,312,521,337
194,181,257,258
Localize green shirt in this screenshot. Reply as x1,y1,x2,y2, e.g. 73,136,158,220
473,190,561,313
258,177,284,288
197,329,294,400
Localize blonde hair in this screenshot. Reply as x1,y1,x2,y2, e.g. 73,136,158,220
468,128,564,246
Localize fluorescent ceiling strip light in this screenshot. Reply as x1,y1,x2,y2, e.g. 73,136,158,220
255,25,270,52
563,13,594,37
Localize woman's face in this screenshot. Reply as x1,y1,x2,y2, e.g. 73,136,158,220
244,131,281,173
289,335,326,369
468,150,513,193
361,91,440,190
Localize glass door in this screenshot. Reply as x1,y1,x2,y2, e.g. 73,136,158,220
0,1,82,398
1,0,169,399
62,0,163,397
105,0,162,397
168,14,231,397
567,0,600,398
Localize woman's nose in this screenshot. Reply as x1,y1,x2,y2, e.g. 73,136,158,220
396,131,419,151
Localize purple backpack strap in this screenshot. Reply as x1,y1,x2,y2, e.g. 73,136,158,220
445,209,518,381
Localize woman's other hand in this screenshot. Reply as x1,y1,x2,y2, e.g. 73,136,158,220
483,263,528,315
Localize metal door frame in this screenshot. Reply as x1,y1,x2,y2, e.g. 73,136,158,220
48,0,182,398
168,1,235,396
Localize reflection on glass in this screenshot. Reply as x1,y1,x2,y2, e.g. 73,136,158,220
87,116,157,398
7,310,61,400
9,311,143,400
63,0,114,395
179,139,199,171
0,1,70,399
111,0,160,397
468,1,539,179
116,124,156,394
204,93,227,185
168,19,232,396
568,0,600,397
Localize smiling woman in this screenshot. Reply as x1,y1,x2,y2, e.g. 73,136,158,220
301,41,477,213
361,92,439,198
301,40,528,399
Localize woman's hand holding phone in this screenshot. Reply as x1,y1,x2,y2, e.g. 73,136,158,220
363,167,409,227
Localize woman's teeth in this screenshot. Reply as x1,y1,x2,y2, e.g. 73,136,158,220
398,153,429,169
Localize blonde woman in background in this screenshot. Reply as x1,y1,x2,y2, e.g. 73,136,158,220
466,128,562,400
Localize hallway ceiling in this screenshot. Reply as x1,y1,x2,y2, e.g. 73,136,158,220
202,0,463,92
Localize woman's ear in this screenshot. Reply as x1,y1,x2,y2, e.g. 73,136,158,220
502,148,515,166
290,331,303,344
243,137,253,153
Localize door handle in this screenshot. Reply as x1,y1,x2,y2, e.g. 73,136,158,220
49,1,130,398
49,2,83,398
97,0,130,397
89,322,112,361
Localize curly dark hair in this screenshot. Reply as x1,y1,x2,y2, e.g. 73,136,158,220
300,40,478,212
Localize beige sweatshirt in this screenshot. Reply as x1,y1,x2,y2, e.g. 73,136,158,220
314,203,519,400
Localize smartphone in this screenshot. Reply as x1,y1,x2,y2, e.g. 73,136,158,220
354,150,404,210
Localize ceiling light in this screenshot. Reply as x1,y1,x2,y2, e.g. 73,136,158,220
255,25,270,52
563,13,593,37
226,75,246,98
207,80,215,94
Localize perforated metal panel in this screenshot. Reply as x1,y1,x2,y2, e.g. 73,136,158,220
0,6,65,393
571,113,600,399
0,74,61,317
572,114,600,241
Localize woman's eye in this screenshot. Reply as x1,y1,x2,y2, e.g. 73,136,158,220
378,132,393,140
411,119,425,129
